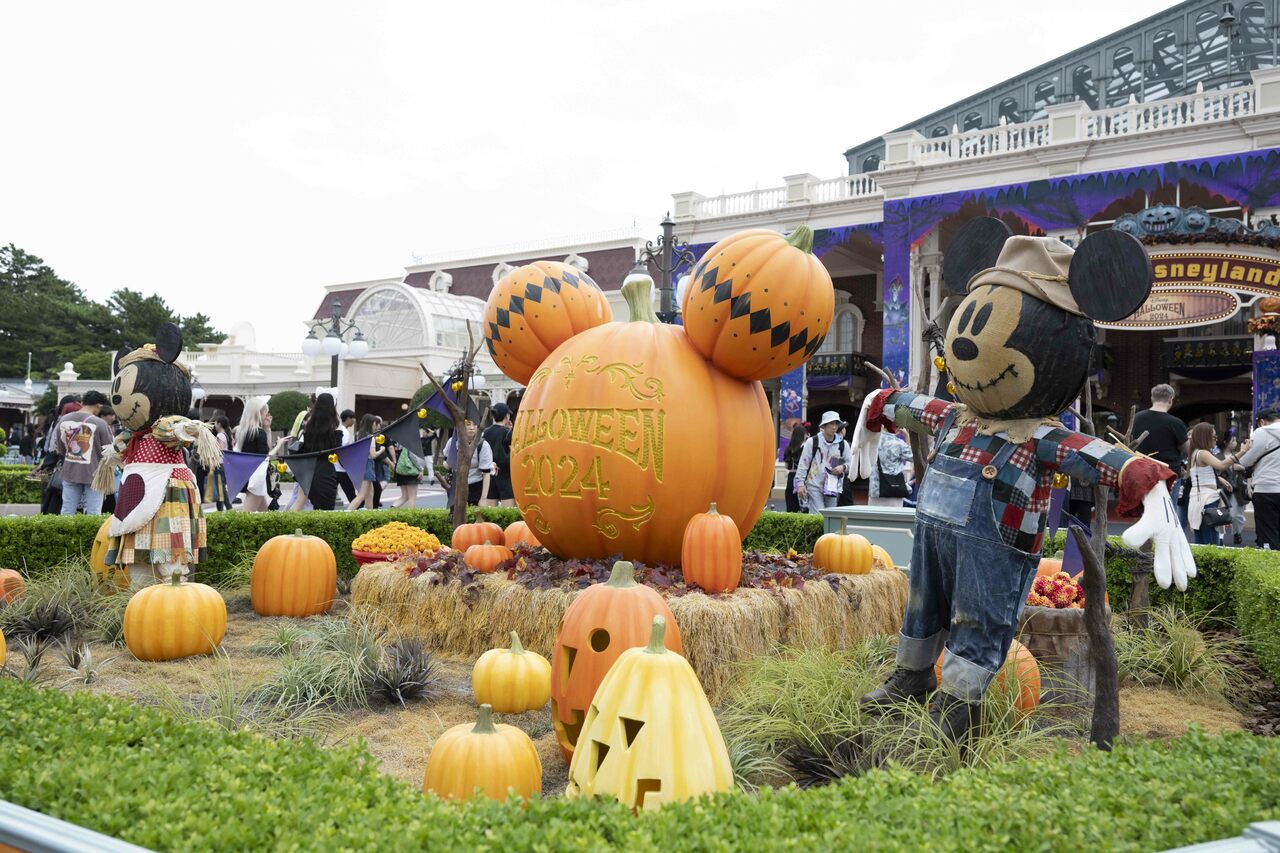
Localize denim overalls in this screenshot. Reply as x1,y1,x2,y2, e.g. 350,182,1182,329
896,431,1041,701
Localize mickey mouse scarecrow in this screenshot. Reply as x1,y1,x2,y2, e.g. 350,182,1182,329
93,324,221,588
851,218,1194,741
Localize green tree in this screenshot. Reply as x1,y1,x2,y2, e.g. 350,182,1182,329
105,289,223,350
268,391,310,438
0,244,111,377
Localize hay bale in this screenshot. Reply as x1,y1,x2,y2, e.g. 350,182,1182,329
352,562,908,701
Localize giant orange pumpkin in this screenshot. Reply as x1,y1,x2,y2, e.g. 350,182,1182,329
484,261,613,386
550,560,682,763
935,639,1041,718
680,503,742,593
451,522,504,552
0,569,25,605
681,226,835,382
251,530,337,617
512,274,773,566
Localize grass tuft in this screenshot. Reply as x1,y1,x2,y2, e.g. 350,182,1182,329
1114,606,1247,696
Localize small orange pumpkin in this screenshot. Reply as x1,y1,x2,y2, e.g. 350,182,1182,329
452,522,505,552
870,544,894,570
812,532,872,575
0,569,25,604
1036,555,1063,580
681,225,835,381
464,541,513,573
504,520,541,549
484,261,613,385
935,639,1041,718
251,529,337,617
680,502,742,593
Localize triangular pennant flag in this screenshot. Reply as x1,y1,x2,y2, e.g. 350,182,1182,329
380,411,425,453
1048,485,1067,543
222,450,267,500
285,455,318,498
336,436,372,491
1062,518,1088,578
425,386,480,422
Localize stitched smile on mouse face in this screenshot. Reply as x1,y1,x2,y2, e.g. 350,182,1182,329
110,365,152,432
944,286,1035,416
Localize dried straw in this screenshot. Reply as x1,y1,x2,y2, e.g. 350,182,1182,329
352,563,908,701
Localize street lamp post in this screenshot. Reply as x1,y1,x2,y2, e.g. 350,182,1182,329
301,299,370,388
633,213,697,324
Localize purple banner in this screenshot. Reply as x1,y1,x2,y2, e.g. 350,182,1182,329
1062,518,1087,579
222,451,266,501
336,436,372,491
778,366,805,461
1047,486,1067,544
1254,350,1280,422
285,455,317,497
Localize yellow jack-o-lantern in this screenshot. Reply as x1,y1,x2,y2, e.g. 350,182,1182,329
565,615,732,810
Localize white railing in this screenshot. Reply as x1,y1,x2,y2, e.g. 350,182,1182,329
812,174,881,202
689,176,879,219
916,119,1051,163
1084,85,1255,139
691,187,787,218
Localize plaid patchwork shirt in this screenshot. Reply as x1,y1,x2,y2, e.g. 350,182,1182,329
867,390,1173,554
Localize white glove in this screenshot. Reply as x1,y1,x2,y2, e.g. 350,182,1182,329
1121,481,1197,592
848,390,886,482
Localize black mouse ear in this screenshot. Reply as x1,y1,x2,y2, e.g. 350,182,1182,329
942,217,1013,295
1067,230,1152,322
111,346,132,377
154,323,183,364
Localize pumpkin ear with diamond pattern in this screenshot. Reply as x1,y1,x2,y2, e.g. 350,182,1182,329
942,216,1012,295
681,226,836,381
1067,229,1153,322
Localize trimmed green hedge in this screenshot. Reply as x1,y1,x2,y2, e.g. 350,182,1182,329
0,469,41,503
0,680,1277,851
0,508,522,585
742,510,823,552
1234,548,1280,681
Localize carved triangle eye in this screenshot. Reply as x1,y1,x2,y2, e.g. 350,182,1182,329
621,716,644,748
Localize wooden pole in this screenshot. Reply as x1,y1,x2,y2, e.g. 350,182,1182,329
1070,525,1119,751
421,321,484,530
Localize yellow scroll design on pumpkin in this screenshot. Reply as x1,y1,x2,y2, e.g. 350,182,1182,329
521,503,552,536
528,365,553,387
574,357,664,403
592,497,656,539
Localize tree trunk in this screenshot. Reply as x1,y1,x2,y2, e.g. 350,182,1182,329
1071,524,1119,750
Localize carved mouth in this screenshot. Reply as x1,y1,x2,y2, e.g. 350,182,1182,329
954,363,1018,393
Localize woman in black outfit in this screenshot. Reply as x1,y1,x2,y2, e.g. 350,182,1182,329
298,393,343,511
783,423,808,513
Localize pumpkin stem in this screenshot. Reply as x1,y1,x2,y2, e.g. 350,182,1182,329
169,570,183,586
621,273,660,324
294,529,304,537
707,502,718,514
645,615,667,654
785,224,814,254
472,703,497,734
509,631,525,654
606,561,638,588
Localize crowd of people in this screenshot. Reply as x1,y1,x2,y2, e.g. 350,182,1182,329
18,391,521,517
779,383,1280,550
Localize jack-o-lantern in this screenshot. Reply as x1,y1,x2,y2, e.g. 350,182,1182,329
512,274,774,566
681,226,835,382
484,261,613,386
565,616,732,810
550,561,681,763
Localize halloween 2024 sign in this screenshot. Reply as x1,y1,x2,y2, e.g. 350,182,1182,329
1097,248,1280,330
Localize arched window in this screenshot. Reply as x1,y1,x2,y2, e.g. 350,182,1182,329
998,97,1020,124
1073,65,1098,109
1107,47,1142,105
962,111,984,131
930,126,949,138
1146,29,1180,100
1032,81,1055,118
861,153,881,172
818,305,863,355
1194,9,1229,85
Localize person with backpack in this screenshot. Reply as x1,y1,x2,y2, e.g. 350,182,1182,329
795,411,854,515
480,404,514,508
1239,408,1280,549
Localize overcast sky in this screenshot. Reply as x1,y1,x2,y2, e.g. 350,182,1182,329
2,0,1173,354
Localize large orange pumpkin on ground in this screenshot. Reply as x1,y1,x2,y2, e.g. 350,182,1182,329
681,225,835,382
512,274,774,566
935,639,1041,718
124,572,228,662
550,561,682,763
250,530,337,617
484,261,613,386
680,502,742,593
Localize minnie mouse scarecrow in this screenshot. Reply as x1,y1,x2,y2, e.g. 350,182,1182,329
852,218,1195,741
93,324,221,588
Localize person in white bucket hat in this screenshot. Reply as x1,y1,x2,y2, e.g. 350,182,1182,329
795,410,854,515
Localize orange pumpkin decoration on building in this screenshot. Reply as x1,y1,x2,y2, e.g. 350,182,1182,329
681,226,835,382
550,561,682,763
451,522,505,552
464,541,513,573
812,532,873,575
512,274,774,566
935,639,1041,718
0,569,25,604
680,503,742,593
504,520,541,548
484,261,613,386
